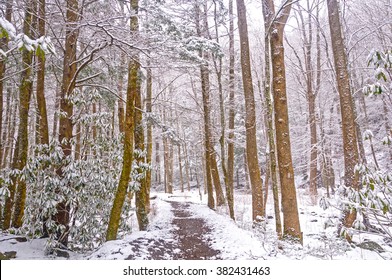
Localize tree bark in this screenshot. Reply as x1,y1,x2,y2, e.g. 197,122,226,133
145,61,152,211
134,57,149,231
35,0,49,146
261,0,282,237
106,0,142,239
0,1,12,227
236,0,264,221
0,1,12,168
52,85,61,138
10,0,34,229
155,137,161,184
265,0,302,241
327,0,360,238
195,3,215,209
54,0,79,246
226,0,235,220
2,90,17,169
183,138,191,192
1,89,12,169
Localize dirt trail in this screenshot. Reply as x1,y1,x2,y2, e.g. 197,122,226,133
125,201,220,260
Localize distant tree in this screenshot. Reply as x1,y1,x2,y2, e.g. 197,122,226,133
294,1,320,205
226,0,235,220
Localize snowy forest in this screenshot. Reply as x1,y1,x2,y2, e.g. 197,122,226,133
0,0,392,260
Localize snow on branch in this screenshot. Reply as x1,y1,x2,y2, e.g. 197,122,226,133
0,17,56,57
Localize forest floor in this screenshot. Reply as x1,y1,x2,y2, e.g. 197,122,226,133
94,201,221,260
88,194,267,260
1,188,392,260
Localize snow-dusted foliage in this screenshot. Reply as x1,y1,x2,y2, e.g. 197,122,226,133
356,165,392,212
0,169,13,214
0,16,55,57
140,0,223,64
363,49,392,96
21,89,138,252
22,136,123,252
327,164,392,240
131,148,151,191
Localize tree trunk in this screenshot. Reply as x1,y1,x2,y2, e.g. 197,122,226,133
261,0,282,237
163,133,169,193
183,138,191,192
1,89,13,226
0,2,11,224
0,0,12,169
162,106,174,194
155,137,161,184
212,0,228,191
118,55,125,134
35,0,49,146
54,0,79,246
236,0,264,221
75,122,81,160
178,144,184,192
195,3,215,209
106,60,136,240
10,0,34,229
327,0,360,238
1,89,11,169
266,0,302,241
145,61,152,212
106,0,142,239
175,107,184,192
327,0,360,190
2,90,17,169
134,50,149,230
226,0,235,220
210,149,225,205
52,85,61,138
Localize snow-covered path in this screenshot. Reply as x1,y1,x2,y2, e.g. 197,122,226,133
2,190,391,260
89,195,267,260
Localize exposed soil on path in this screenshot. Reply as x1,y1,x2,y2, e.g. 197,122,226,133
125,201,220,260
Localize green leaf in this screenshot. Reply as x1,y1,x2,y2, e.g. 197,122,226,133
376,71,387,82
0,28,9,40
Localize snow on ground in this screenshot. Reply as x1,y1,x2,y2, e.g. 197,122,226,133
187,202,267,259
0,234,81,260
88,198,175,260
1,186,392,259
